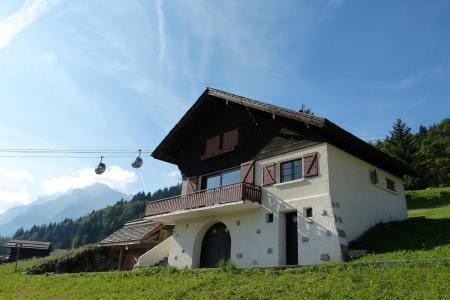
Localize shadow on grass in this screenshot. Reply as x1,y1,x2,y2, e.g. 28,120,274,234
349,216,450,253
406,191,450,210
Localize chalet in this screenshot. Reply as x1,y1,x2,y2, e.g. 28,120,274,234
6,240,51,260
98,219,172,270
136,88,408,268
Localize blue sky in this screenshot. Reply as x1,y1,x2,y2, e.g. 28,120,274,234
0,0,449,213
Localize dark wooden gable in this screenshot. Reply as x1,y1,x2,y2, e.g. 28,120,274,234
155,94,324,177
152,88,409,178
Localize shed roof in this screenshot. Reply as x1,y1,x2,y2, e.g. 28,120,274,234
98,219,162,247
6,240,51,250
152,88,411,177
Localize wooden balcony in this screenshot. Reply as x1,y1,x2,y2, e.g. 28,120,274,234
145,183,261,218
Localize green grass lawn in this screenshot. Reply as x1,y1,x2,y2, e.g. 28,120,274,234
354,187,450,262
0,260,449,299
0,187,449,300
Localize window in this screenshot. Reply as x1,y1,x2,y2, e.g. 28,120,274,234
370,169,378,184
221,168,241,186
386,178,395,192
304,207,313,218
201,168,240,190
280,159,302,183
266,213,274,223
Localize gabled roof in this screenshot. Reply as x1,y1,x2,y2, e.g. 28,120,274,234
6,240,51,250
207,88,326,127
98,219,162,247
152,88,410,177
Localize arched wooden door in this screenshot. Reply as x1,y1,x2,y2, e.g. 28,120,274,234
200,222,231,268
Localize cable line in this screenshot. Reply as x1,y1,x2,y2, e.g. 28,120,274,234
0,148,153,154
0,155,142,158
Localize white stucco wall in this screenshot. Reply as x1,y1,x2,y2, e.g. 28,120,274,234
168,143,343,268
168,208,280,268
255,143,343,265
167,142,407,268
327,144,408,244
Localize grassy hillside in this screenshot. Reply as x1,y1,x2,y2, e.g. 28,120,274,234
0,187,449,299
353,187,450,261
0,258,448,299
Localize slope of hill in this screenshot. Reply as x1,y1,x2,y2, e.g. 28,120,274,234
9,184,181,249
352,187,450,261
1,187,448,299
0,183,129,236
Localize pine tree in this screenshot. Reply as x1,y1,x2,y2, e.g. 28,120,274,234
383,119,424,189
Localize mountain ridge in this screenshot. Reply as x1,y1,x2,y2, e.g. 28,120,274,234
0,183,129,236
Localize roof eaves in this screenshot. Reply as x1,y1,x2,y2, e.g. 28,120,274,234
322,119,411,176
151,89,211,160
206,88,326,127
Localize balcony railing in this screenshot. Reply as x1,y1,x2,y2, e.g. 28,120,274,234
145,182,261,217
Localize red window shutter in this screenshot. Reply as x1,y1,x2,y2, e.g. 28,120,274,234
186,176,198,193
263,163,276,186
223,129,238,151
205,135,220,156
240,161,254,184
303,152,318,177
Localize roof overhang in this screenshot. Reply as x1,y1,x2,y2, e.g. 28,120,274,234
151,88,410,177
98,239,158,248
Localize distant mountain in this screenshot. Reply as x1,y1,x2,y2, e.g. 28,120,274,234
11,184,181,250
0,183,129,236
0,194,60,226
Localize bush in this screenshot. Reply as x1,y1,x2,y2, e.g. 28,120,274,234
218,259,237,273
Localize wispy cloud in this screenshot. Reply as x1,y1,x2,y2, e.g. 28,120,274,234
379,76,420,91
162,170,180,178
321,0,345,22
155,0,167,67
0,169,35,212
0,0,56,49
41,165,138,195
375,65,450,91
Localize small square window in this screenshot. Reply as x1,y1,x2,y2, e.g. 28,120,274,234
266,213,274,223
304,207,313,218
386,178,396,191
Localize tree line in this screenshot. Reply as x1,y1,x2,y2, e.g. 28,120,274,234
376,118,449,190
1,184,180,252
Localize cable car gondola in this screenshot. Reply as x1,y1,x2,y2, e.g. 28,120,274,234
131,149,143,169
95,156,106,175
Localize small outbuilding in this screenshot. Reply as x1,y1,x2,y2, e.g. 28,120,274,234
98,219,173,270
6,240,51,260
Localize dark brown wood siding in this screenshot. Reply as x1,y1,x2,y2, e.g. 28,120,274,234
157,96,325,177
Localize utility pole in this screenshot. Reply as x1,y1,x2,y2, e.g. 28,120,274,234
14,243,22,272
